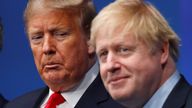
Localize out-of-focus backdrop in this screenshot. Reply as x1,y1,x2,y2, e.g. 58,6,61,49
0,0,191,100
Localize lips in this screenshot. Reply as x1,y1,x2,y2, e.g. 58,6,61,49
42,62,62,72
45,63,60,68
108,75,130,85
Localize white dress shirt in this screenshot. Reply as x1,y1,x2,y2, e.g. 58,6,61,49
143,71,181,108
40,62,99,108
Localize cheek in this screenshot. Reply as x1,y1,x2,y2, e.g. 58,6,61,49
130,60,162,90
58,41,89,72
31,47,42,71
61,46,87,66
100,65,108,84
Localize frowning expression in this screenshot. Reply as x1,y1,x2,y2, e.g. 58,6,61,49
27,9,90,92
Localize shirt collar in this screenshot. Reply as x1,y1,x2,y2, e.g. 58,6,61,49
143,70,181,108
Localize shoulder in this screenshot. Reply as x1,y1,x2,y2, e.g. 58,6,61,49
4,87,48,108
0,94,8,108
185,86,192,108
163,76,192,108
75,74,124,108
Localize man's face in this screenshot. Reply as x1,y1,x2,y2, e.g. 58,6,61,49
95,26,166,106
27,10,90,92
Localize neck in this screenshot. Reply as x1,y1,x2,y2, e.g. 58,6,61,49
159,56,176,87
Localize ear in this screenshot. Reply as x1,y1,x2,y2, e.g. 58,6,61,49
87,40,95,55
160,41,169,64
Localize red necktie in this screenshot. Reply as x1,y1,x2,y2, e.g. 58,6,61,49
45,92,65,108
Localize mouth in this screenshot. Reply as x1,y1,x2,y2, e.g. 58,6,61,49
43,63,62,72
108,76,130,85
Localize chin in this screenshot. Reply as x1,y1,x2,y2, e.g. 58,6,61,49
48,79,80,92
111,93,126,101
109,89,123,100
49,86,62,92
109,86,130,101
48,81,69,92
44,78,63,91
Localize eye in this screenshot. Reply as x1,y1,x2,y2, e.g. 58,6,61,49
55,31,69,36
120,47,128,52
117,47,129,55
29,34,43,44
54,30,70,40
98,50,108,62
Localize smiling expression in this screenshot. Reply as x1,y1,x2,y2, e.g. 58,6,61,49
95,25,166,107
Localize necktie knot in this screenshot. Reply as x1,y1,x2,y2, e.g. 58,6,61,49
45,92,65,108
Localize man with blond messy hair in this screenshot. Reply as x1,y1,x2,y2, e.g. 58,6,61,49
91,0,192,108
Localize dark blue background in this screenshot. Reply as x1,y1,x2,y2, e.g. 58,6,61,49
0,0,191,100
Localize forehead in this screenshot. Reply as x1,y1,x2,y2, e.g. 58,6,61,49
27,9,79,33
95,25,138,49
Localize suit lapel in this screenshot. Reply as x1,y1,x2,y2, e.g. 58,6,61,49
163,76,191,108
75,74,109,108
32,87,49,108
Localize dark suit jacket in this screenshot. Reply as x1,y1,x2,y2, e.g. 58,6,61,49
163,76,192,108
0,94,8,108
4,75,124,108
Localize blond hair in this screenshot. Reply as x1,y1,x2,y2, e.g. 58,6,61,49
24,0,96,37
91,0,180,62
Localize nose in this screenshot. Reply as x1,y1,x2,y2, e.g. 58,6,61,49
42,35,56,56
105,53,120,73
